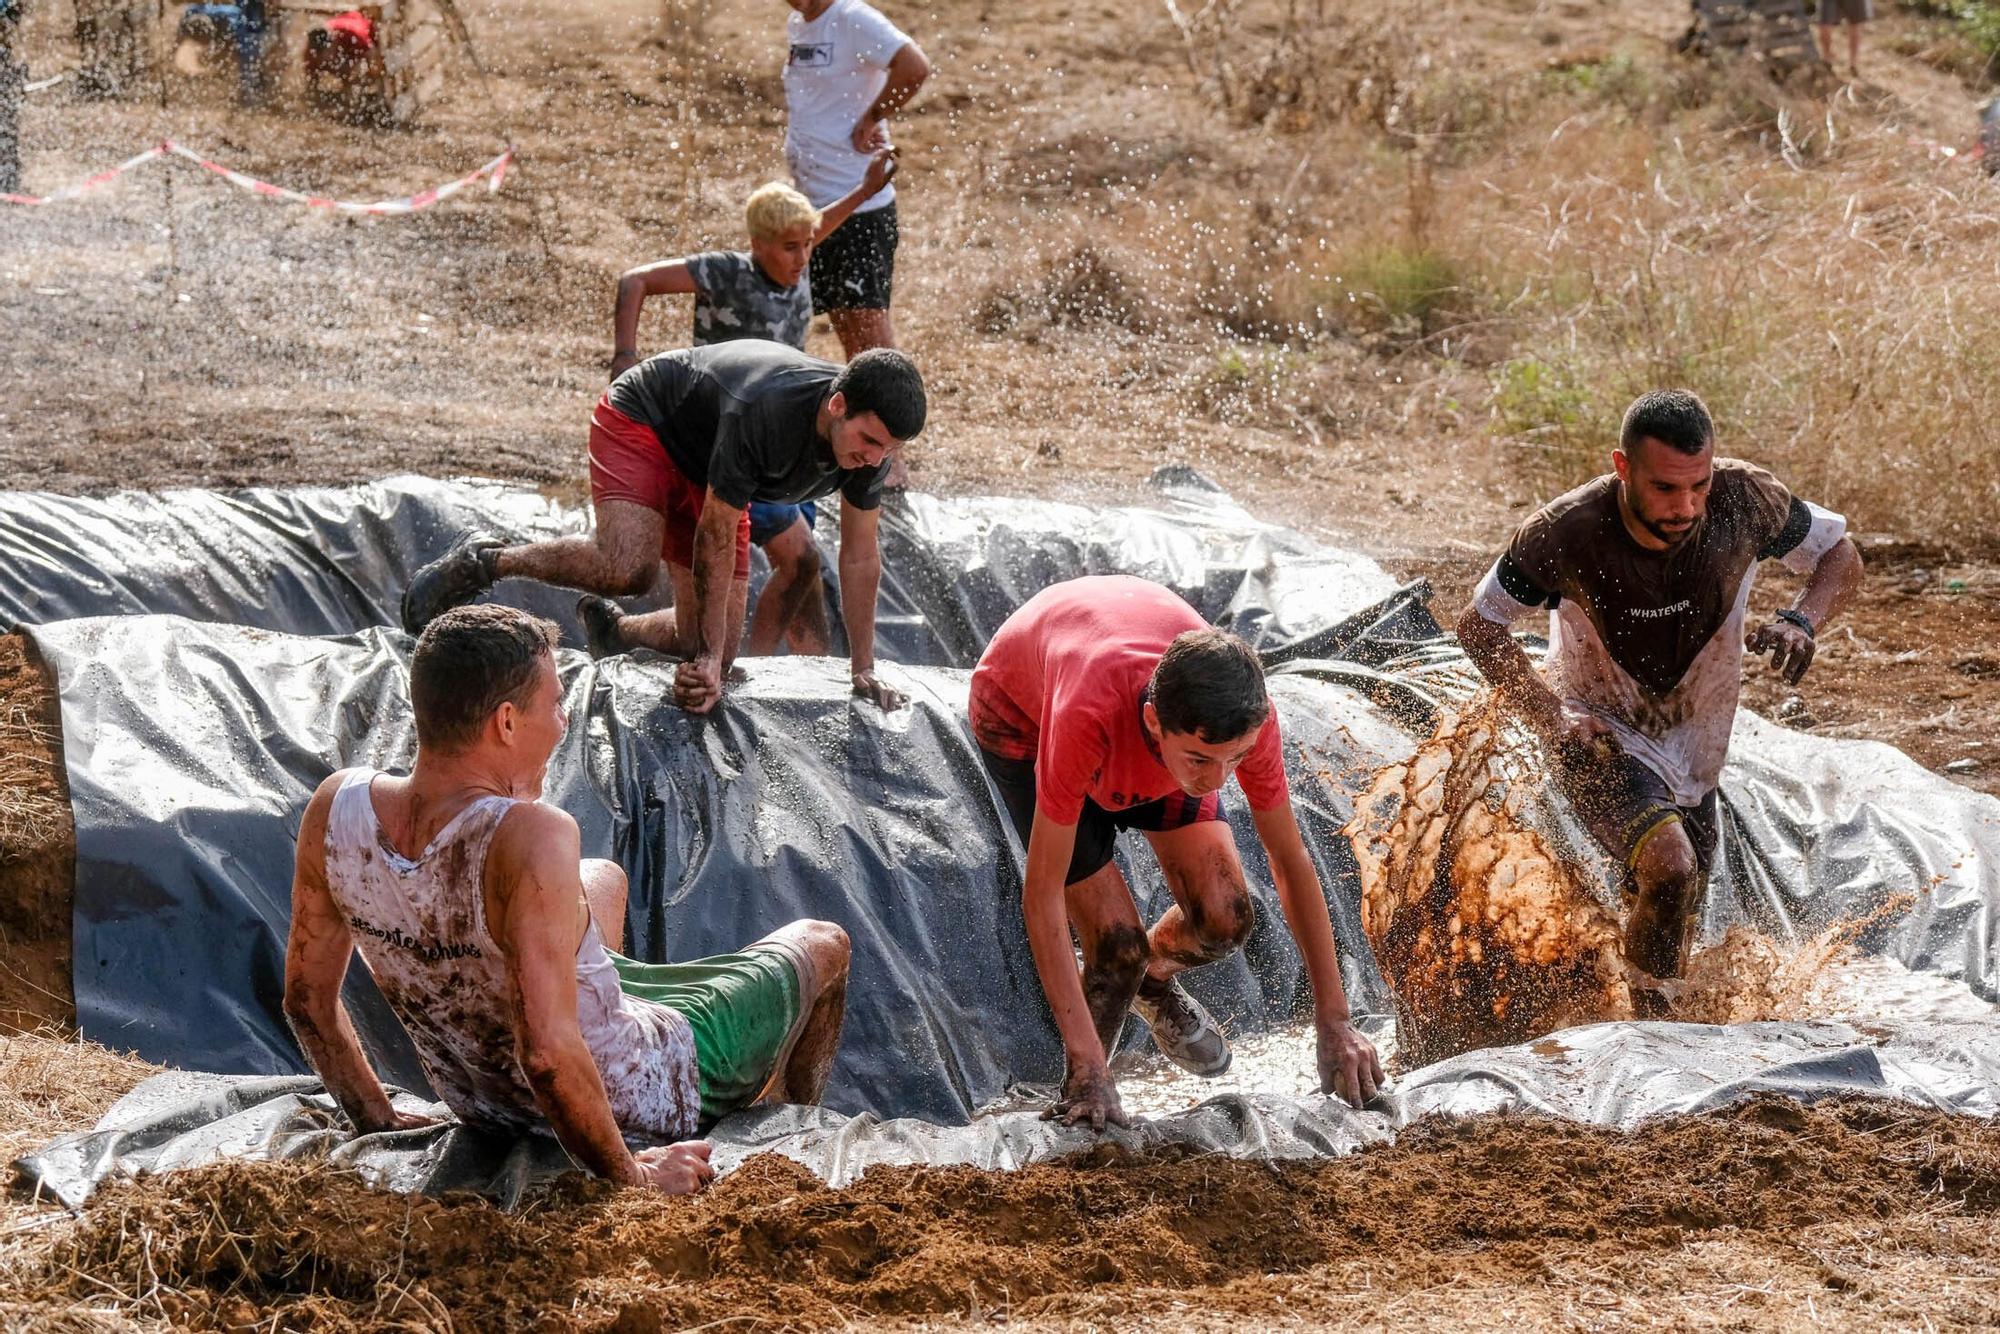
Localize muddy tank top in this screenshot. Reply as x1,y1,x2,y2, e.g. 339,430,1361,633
321,768,702,1140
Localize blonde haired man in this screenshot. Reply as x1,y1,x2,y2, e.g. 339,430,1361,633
599,150,894,658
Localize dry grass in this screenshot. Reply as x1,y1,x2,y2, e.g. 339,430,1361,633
0,699,65,867
960,0,2000,548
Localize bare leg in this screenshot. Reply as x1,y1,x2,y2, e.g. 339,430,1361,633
827,307,896,358
493,499,664,599
1063,862,1151,1059
580,858,629,955
752,919,852,1105
616,561,748,667
1139,821,1255,986
785,572,832,655
1626,822,1703,983
1847,21,1860,74
1817,23,1835,64
745,518,828,657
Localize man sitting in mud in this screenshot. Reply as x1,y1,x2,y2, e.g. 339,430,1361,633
971,574,1383,1131
1457,389,1863,999
400,341,925,714
283,604,852,1194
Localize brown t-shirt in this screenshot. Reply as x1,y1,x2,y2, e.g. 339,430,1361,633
1472,458,1845,803
1495,460,1808,695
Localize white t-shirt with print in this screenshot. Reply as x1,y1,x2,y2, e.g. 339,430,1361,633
783,0,910,212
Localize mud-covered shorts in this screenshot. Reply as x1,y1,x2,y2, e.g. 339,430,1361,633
610,938,815,1125
1551,745,1721,887
978,746,1222,887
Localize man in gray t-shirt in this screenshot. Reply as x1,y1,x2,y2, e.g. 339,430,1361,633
607,162,895,658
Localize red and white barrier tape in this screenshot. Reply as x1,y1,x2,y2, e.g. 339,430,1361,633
2,141,513,211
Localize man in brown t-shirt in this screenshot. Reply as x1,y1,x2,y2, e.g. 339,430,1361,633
1456,390,1864,991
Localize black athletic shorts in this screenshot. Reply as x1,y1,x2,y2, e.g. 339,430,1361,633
978,746,1222,887
810,203,897,313
1552,744,1720,886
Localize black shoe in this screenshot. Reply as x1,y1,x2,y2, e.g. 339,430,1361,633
400,533,501,634
576,594,627,660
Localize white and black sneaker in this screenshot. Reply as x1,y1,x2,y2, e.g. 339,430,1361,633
1130,977,1232,1077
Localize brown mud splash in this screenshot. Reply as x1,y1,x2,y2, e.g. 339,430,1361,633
1347,698,1633,1067
1346,697,1930,1068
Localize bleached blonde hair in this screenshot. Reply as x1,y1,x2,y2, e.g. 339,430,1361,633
744,182,820,240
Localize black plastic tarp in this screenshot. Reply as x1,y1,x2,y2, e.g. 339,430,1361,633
0,471,1402,667
8,479,2000,1203
30,614,1416,1122
19,1016,1999,1207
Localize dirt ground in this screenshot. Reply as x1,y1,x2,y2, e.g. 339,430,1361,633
1,1094,1996,1330
6,0,2000,1326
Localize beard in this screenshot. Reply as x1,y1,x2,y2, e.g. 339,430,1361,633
1637,509,1698,546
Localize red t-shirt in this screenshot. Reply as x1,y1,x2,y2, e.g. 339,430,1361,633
968,576,1290,825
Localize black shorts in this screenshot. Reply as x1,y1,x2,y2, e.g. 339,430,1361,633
1552,745,1720,885
978,746,1222,887
810,203,897,313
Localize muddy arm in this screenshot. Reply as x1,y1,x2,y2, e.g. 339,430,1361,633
1455,604,1564,739
282,775,418,1133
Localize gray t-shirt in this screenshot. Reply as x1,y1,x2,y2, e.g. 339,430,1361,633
685,251,812,351
607,341,889,511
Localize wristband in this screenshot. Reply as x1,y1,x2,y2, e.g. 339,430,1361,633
1774,608,1816,637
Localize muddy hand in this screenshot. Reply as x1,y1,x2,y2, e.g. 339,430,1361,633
851,668,906,712
1045,1066,1128,1132
1316,1018,1385,1108
1747,618,1815,685
674,656,724,713
634,1141,715,1195
361,1107,440,1133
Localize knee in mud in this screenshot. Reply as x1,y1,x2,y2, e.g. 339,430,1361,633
1189,892,1255,961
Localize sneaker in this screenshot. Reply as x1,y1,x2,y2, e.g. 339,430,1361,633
400,534,501,634
576,594,626,661
1130,977,1232,1077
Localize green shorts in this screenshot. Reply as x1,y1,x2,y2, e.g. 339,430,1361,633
608,940,809,1125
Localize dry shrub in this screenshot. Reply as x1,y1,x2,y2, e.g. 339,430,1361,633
973,245,1154,337
1475,114,2000,545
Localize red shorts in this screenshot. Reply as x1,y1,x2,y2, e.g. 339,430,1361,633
587,397,750,580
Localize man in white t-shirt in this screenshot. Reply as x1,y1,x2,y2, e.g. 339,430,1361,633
782,0,929,360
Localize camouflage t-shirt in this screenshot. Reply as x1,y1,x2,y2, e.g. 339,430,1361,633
685,250,812,351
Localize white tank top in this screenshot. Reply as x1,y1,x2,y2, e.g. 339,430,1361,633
321,768,702,1140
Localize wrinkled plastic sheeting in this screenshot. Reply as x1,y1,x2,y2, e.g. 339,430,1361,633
872,470,1399,665
29,614,1417,1122
18,1018,1996,1207
1711,714,2000,999
0,472,1400,666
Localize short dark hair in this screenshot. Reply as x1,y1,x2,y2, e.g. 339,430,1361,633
411,604,560,753
832,348,927,441
1620,389,1714,457
1150,628,1270,743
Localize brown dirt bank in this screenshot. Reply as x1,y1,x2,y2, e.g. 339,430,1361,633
4,1096,1997,1330
0,635,74,1035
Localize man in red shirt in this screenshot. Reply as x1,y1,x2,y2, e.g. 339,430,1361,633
970,575,1383,1131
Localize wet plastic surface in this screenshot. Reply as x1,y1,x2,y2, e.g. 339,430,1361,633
8,478,1999,1203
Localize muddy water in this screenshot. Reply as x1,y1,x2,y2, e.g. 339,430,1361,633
1113,947,1995,1117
